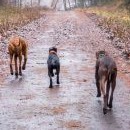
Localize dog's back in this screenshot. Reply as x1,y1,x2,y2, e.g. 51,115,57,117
98,55,117,80
47,53,60,68
8,36,27,56
47,47,60,68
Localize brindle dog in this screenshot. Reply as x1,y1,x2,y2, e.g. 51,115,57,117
8,36,28,78
95,50,117,114
47,47,60,88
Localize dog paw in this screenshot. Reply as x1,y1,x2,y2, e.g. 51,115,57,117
108,104,113,108
103,108,107,115
15,73,18,78
19,72,22,76
96,93,101,97
57,81,60,84
15,73,18,76
22,67,25,70
22,66,25,70
49,86,53,88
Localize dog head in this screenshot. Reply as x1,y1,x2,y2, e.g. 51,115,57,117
49,47,57,54
96,50,108,59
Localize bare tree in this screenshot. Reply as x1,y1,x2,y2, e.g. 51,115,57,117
38,0,41,6
0,0,7,6
63,0,67,10
67,0,71,9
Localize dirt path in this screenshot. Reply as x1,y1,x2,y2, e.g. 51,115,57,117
0,10,130,130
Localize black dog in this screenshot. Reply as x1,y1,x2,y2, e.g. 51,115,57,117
47,47,60,88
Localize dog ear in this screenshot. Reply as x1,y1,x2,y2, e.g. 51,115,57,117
53,47,57,52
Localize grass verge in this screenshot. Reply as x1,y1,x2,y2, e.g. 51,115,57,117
0,6,48,36
84,4,130,58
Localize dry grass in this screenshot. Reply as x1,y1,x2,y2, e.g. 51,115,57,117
86,6,130,27
85,5,130,57
0,6,47,36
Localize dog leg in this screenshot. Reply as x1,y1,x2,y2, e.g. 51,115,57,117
57,74,60,84
22,55,27,70
95,62,101,97
96,77,101,97
14,55,18,78
49,76,53,88
48,69,53,88
10,54,13,75
56,67,60,84
100,77,107,114
103,95,107,115
19,54,22,76
108,73,116,108
106,80,110,107
108,80,116,108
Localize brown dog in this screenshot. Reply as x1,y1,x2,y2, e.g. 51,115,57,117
8,36,28,78
95,50,117,114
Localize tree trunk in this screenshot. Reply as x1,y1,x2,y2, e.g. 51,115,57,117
52,0,58,9
63,0,67,10
38,0,41,6
74,0,77,7
68,0,71,9
31,0,33,7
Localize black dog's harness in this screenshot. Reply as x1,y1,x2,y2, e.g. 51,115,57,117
49,50,57,55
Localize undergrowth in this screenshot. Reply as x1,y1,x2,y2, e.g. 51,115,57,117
0,6,48,36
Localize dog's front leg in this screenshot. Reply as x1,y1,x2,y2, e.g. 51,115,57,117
19,54,22,76
56,69,60,84
95,62,101,97
57,74,60,84
14,55,18,78
22,54,27,70
10,54,13,75
56,66,60,84
49,76,53,88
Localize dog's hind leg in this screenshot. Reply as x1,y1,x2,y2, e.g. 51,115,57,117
19,54,22,76
56,67,60,84
108,72,117,108
106,79,111,107
49,76,53,88
95,62,101,97
109,81,116,108
57,74,60,84
22,53,27,70
48,68,53,88
14,55,18,78
100,77,107,114
10,54,14,75
50,67,54,77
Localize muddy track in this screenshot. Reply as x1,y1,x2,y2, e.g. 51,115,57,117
0,10,130,130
